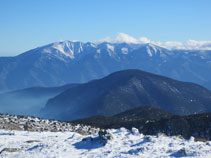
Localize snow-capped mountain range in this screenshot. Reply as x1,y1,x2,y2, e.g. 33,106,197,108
0,40,211,91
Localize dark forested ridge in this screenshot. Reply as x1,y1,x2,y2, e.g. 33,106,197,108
72,106,211,140
42,69,211,121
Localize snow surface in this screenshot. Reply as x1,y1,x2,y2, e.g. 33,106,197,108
121,47,129,54
146,46,153,57
52,41,75,59
0,128,211,158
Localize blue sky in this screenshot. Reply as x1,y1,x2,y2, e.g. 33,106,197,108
0,0,211,56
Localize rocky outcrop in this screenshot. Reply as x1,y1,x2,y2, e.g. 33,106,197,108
0,113,99,135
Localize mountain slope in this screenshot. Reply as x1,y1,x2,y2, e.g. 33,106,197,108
41,69,211,121
0,41,211,91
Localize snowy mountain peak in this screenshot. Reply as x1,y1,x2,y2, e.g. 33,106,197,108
35,41,171,59
52,41,74,58
41,41,87,59
143,43,171,57
28,41,176,61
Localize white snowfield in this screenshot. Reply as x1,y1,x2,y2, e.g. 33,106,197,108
0,128,211,158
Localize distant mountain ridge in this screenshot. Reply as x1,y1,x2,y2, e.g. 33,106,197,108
0,83,77,116
41,69,211,121
0,41,211,91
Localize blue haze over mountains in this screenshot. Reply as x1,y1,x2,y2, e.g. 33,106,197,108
41,69,211,121
0,40,211,92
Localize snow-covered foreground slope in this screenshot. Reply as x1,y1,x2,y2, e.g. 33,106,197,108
0,128,211,158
